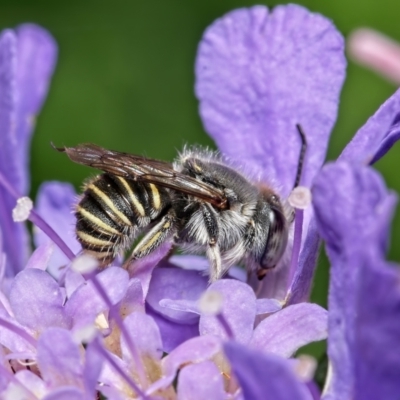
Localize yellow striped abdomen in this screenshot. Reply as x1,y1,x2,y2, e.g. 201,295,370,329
75,173,170,266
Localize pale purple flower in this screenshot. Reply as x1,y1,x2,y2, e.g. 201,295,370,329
1,4,400,400
193,3,400,307
313,162,400,400
0,25,57,276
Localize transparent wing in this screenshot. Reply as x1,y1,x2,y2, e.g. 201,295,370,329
55,143,228,209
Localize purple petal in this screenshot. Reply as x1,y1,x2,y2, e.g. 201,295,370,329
127,241,172,297
199,279,256,343
14,370,46,398
177,361,225,400
83,341,103,397
224,341,312,400
14,24,57,194
339,88,400,164
9,268,70,332
119,278,145,316
196,4,345,197
256,298,282,315
147,267,207,324
25,242,54,270
147,335,221,394
34,182,80,279
65,267,129,328
353,254,400,399
251,303,328,357
286,217,321,305
121,312,163,363
0,29,30,276
37,328,82,388
159,298,199,314
313,163,399,399
313,162,395,261
43,387,86,400
170,254,247,281
64,269,85,298
169,255,210,272
146,305,199,353
0,310,36,354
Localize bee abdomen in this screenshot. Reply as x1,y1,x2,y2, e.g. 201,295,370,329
75,173,170,266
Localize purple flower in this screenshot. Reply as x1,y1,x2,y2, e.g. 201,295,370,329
312,162,400,400
0,25,57,276
1,4,400,400
194,3,400,306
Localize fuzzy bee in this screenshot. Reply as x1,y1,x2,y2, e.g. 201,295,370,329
57,127,305,282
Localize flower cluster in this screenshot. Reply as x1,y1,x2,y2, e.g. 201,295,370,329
0,5,400,400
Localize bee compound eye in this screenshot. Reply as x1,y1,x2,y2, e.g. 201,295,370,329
260,208,288,270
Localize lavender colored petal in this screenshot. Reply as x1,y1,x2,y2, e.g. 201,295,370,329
339,87,400,164
147,335,221,394
121,312,163,364
225,341,312,400
83,341,103,398
0,310,36,354
147,267,207,324
177,361,225,400
251,303,328,357
119,278,145,316
286,217,321,305
64,269,85,298
34,182,80,278
170,254,246,281
159,298,199,314
147,305,199,353
65,267,128,328
37,328,82,388
199,279,256,343
9,268,70,332
43,387,86,400
14,370,46,398
196,4,345,197
354,255,400,400
169,255,210,272
25,242,54,270
127,241,172,297
15,25,57,193
0,30,30,276
313,163,398,400
256,298,282,315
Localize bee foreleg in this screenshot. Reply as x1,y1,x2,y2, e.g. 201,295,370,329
126,210,176,263
200,203,222,283
206,243,222,283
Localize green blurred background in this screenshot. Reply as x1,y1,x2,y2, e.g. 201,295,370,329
0,0,399,313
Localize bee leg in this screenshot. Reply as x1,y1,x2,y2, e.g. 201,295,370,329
125,210,176,263
206,243,222,283
200,203,222,283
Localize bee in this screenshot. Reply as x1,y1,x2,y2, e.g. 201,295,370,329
56,126,306,282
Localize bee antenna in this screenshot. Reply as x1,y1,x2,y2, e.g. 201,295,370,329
50,142,66,152
294,124,307,188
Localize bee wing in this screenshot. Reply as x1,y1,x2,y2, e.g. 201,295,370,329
56,143,228,209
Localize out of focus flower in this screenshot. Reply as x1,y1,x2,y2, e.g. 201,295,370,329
313,162,400,400
348,28,400,85
0,25,57,276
